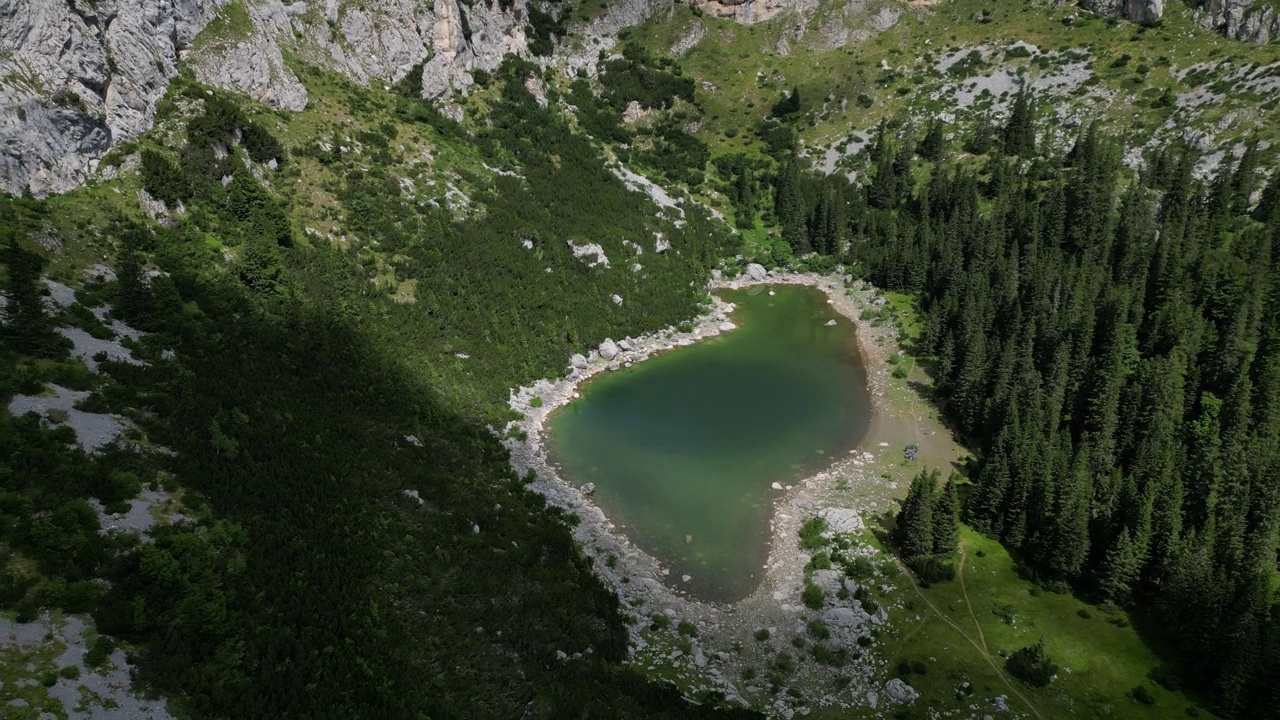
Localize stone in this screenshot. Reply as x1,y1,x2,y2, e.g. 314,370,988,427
570,353,589,369
691,644,707,667
599,338,620,360
825,319,838,326
745,263,768,282
581,482,595,495
884,678,919,704
611,294,624,306
771,482,784,490
822,606,868,628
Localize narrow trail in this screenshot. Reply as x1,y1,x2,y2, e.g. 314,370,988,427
893,557,1045,720
958,547,990,656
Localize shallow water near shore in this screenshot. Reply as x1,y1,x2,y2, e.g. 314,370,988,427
546,285,872,603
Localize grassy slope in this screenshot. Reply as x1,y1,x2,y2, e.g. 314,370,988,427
622,0,1278,176
863,526,1220,719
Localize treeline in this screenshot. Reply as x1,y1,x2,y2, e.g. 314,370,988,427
807,119,1277,715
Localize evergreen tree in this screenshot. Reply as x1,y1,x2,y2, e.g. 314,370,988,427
896,469,938,559
2,232,65,358
1002,85,1035,158
931,474,960,555
920,118,945,163
1098,528,1141,604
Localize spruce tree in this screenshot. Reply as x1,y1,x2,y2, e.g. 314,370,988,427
895,469,938,559
2,233,64,358
1098,528,1141,604
931,474,960,555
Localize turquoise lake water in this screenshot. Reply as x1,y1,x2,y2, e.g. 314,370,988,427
546,285,872,602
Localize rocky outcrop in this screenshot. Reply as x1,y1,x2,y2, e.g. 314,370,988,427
0,0,229,195
1,0,535,196
189,1,308,111
1079,0,1164,24
1192,0,1280,43
699,0,814,24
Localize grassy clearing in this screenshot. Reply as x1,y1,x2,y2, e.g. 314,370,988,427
192,0,255,51
870,526,1219,720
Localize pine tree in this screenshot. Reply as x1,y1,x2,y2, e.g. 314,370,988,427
1002,84,1035,158
931,474,960,555
2,232,65,358
1098,528,1141,604
920,119,945,163
896,469,938,559
776,160,810,254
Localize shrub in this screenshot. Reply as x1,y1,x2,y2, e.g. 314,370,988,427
754,628,770,641
807,620,830,640
907,555,956,584
1077,608,1092,619
529,396,543,408
799,517,829,550
649,614,670,631
992,600,1017,625
1007,639,1056,688
802,582,825,610
811,644,846,666
1131,684,1156,706
677,620,698,637
807,552,832,571
60,665,80,680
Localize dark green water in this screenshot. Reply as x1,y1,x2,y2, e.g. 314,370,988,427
546,285,871,603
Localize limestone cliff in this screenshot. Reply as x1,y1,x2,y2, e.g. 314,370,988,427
1,0,537,196
0,0,230,195
1191,0,1280,43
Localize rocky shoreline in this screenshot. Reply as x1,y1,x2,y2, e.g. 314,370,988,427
502,267,919,717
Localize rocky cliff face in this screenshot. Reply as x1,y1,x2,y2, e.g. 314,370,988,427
1192,0,1280,43
0,0,230,196
1,0,537,197
1079,0,1165,25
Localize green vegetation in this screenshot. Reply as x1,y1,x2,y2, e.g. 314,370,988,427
878,527,1222,719
1,63,752,718
3,1,1279,716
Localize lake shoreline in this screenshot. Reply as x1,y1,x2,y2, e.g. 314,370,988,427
502,270,921,713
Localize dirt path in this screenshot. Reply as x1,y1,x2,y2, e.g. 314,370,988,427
893,557,1044,720
957,547,991,656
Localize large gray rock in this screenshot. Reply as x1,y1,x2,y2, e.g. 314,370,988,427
599,338,620,360
570,353,589,369
883,678,919,705
822,606,869,628
744,263,768,282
